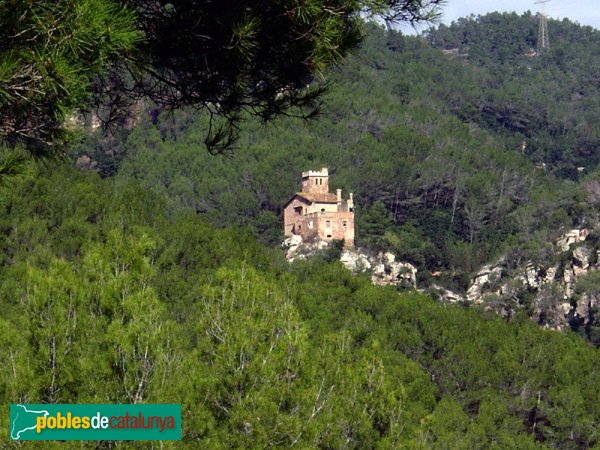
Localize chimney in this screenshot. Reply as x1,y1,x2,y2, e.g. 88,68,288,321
336,188,342,204
348,193,354,211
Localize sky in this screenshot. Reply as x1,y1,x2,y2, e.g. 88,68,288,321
401,0,600,33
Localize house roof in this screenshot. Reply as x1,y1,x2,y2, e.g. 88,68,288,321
284,192,338,207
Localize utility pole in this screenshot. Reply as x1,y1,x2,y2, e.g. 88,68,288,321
535,0,551,53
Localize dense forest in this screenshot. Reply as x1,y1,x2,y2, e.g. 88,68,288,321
427,12,600,176
3,164,600,448
77,16,600,281
5,10,600,448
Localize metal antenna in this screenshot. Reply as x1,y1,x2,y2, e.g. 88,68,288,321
535,0,551,52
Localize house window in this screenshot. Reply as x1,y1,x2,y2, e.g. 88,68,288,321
343,220,348,228
298,224,302,230
327,234,332,238
321,208,325,212
315,179,318,185
325,220,331,228
349,207,354,212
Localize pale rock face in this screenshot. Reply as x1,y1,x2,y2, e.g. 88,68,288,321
462,231,600,331
371,262,386,277
575,293,598,322
466,264,503,302
563,266,576,298
573,245,592,269
284,227,600,333
282,234,313,262
428,284,465,303
545,266,558,283
284,234,303,247
283,237,417,289
369,255,417,288
556,229,589,252
339,250,371,272
384,252,396,265
525,263,541,288
340,249,417,288
316,240,329,250
501,276,526,297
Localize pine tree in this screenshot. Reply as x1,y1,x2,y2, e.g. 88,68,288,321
0,0,445,160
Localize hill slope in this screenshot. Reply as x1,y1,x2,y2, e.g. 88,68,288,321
87,17,600,283
426,12,600,177
0,164,599,447
5,13,600,447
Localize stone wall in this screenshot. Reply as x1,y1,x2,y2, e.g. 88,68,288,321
284,199,354,246
313,211,354,246
301,168,329,194
283,197,311,236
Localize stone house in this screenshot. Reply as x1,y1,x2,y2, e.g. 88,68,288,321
283,168,355,247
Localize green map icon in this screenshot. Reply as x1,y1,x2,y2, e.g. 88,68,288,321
10,404,49,440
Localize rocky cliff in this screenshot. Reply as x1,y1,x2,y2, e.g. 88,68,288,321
282,235,417,289
284,228,600,336
450,228,600,332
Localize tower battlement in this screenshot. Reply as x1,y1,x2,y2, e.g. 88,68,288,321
301,167,329,194
301,167,328,178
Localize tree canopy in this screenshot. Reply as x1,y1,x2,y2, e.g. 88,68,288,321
6,12,600,448
0,0,141,157
2,163,600,448
0,0,445,160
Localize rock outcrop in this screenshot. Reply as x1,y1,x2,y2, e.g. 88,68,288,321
348,250,417,288
461,228,600,330
282,235,329,262
466,264,503,303
284,227,600,332
427,284,465,304
556,229,589,252
282,237,417,289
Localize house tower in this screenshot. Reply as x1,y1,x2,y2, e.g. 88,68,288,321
284,168,355,247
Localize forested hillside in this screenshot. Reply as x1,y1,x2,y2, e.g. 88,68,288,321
6,10,600,448
427,12,600,177
75,16,600,285
3,164,600,448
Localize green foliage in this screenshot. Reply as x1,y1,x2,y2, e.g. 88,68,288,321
357,200,394,246
6,10,600,449
0,149,27,185
0,0,444,155
109,21,585,282
0,0,141,155
2,165,600,448
426,13,600,177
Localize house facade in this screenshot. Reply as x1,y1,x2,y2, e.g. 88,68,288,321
283,168,355,247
